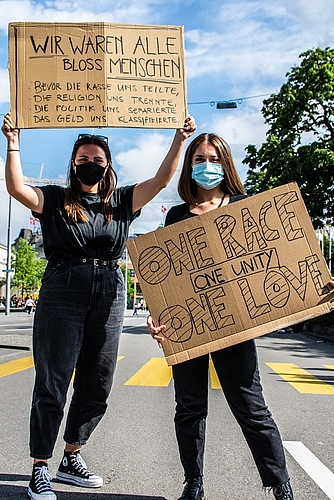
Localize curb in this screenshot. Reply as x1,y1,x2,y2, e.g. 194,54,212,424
302,322,334,344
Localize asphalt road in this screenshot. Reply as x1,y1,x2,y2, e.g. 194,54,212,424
0,310,333,500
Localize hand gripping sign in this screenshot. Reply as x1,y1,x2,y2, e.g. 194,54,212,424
127,183,334,365
9,22,187,129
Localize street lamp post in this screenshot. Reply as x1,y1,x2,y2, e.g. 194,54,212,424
124,246,128,311
5,195,12,315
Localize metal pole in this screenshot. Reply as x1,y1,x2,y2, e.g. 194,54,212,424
124,246,128,311
329,227,332,275
5,195,12,315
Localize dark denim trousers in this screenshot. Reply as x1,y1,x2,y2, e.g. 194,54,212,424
30,260,125,459
172,339,290,487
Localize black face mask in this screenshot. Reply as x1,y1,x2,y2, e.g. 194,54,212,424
75,162,106,187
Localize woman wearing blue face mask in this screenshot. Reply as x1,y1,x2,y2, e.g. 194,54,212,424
148,133,294,500
1,112,196,500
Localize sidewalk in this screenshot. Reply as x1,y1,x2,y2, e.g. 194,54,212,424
302,322,334,344
0,309,149,362
125,307,149,318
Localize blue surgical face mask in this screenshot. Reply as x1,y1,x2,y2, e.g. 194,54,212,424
191,161,224,190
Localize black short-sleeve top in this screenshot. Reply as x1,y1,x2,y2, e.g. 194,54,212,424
32,184,140,262
165,194,247,226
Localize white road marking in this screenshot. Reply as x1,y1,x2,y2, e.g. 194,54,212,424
4,328,32,331
283,441,334,499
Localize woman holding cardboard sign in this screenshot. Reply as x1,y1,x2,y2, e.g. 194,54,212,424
147,133,294,500
2,111,196,500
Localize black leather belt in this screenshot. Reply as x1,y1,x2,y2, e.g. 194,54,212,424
81,258,119,269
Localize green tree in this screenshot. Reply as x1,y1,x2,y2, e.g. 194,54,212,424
243,47,334,228
120,264,134,306
11,239,47,297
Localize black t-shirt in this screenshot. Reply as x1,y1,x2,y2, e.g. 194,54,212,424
165,194,247,226
32,184,140,262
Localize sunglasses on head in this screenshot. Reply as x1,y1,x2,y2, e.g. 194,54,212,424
77,133,108,144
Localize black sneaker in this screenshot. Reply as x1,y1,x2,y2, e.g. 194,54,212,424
28,461,56,499
56,450,103,488
178,477,205,500
272,480,294,499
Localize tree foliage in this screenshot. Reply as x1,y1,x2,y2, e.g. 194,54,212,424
11,238,47,297
120,264,134,303
243,47,334,228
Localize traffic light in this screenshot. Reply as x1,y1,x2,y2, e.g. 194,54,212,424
216,101,237,109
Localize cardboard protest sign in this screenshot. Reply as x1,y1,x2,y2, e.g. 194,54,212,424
127,183,334,365
8,22,187,129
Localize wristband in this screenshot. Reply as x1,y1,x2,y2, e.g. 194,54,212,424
7,149,20,152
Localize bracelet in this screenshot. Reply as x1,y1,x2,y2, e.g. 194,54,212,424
7,149,20,152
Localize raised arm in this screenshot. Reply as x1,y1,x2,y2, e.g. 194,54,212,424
1,113,44,213
132,115,196,213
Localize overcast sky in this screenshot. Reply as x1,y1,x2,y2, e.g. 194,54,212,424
0,0,334,246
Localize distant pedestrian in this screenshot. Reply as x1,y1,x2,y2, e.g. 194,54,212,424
25,296,35,316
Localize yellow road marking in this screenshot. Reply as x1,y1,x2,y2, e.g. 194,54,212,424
209,360,222,389
2,356,333,395
0,355,34,378
1,355,124,380
124,358,172,386
266,363,334,394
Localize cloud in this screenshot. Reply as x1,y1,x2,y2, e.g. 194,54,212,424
1,0,333,240
208,102,268,146
2,0,333,105
115,130,183,234
185,0,333,95
0,68,9,104
278,0,334,43
0,158,31,246
195,99,268,181
116,131,173,184
0,130,185,245
0,0,159,33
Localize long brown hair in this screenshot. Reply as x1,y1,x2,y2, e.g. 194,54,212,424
64,135,117,223
178,133,244,205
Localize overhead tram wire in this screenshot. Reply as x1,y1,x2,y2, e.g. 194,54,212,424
188,92,273,109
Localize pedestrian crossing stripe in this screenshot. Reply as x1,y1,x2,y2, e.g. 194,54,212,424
1,357,334,394
124,358,172,386
0,355,34,377
266,363,334,394
123,358,222,388
209,360,221,389
0,355,124,379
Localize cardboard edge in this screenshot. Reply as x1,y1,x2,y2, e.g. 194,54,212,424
164,302,334,365
8,21,188,130
127,182,334,366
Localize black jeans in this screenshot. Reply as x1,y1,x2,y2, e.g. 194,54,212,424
172,340,289,487
30,260,125,459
